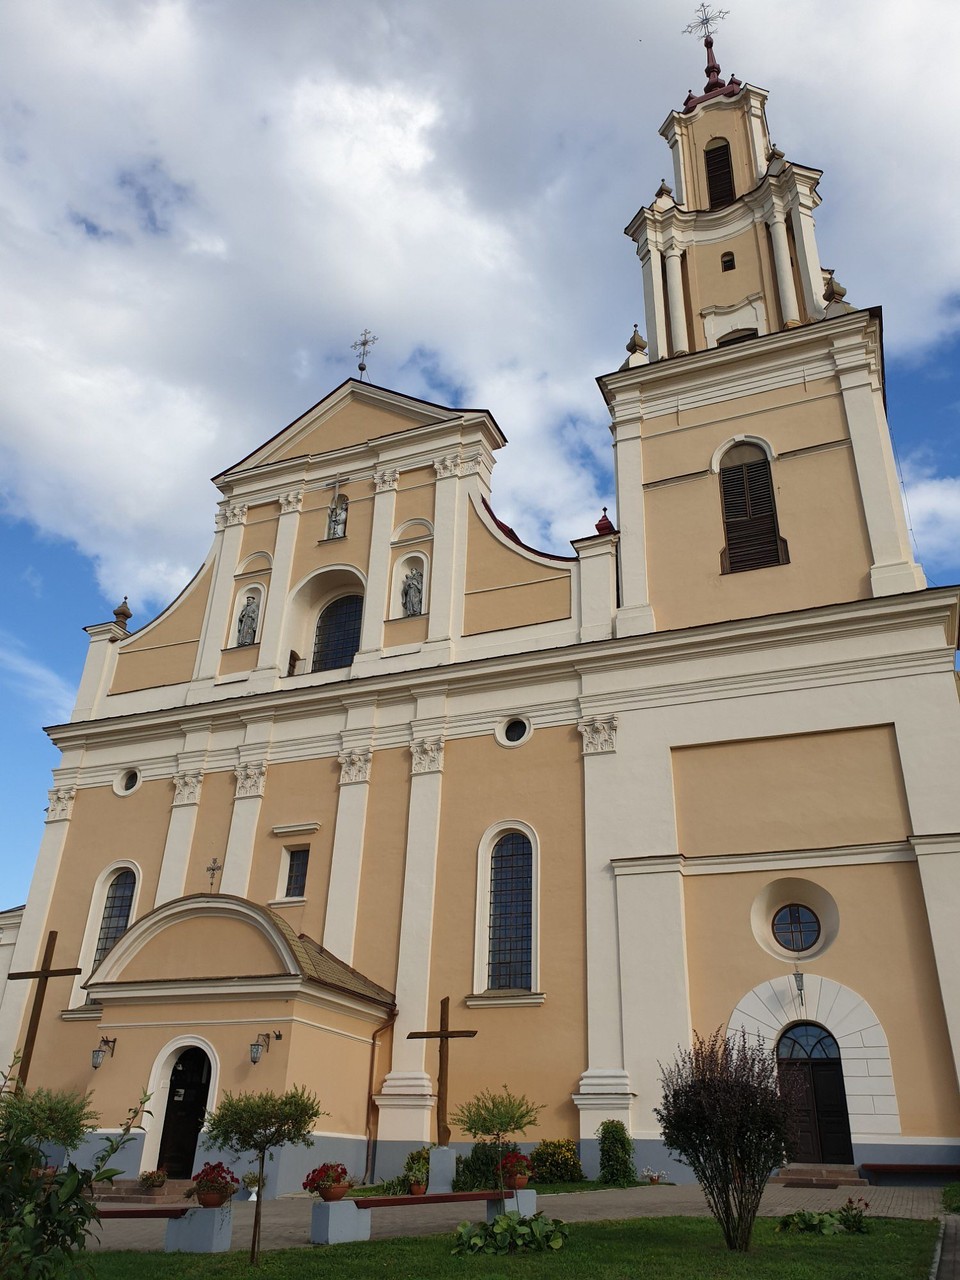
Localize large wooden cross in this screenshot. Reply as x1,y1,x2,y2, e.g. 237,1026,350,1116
7,930,81,1086
407,996,477,1146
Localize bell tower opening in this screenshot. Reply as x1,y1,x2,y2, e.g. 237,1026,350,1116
704,138,735,208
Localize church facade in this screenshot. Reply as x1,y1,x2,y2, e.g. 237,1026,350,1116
3,38,960,1191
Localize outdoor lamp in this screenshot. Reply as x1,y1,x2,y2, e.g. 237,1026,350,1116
250,1031,282,1064
792,966,805,1007
92,1036,116,1069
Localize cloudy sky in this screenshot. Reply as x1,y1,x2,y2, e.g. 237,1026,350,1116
1,0,958,910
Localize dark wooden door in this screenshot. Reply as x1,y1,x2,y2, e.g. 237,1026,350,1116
778,1024,854,1166
157,1047,211,1177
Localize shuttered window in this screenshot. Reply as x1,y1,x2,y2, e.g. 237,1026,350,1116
705,139,735,209
719,444,788,572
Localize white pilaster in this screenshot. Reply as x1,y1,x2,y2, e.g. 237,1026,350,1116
424,458,462,654
0,771,79,1066
72,620,128,722
639,245,667,363
912,837,960,1092
322,700,377,962
356,470,399,661
664,246,689,355
608,388,656,637
790,202,825,323
571,534,618,643
375,696,445,1143
255,490,302,672
768,212,800,328
833,337,926,595
195,505,248,680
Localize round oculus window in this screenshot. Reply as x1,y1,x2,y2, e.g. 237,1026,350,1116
495,716,532,748
772,904,821,952
504,719,527,743
113,767,143,796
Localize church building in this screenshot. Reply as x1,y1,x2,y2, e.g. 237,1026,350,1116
3,30,960,1191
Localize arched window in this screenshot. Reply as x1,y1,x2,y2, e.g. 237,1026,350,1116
487,832,533,991
311,595,363,672
705,139,735,209
719,443,788,573
721,251,736,272
92,869,136,968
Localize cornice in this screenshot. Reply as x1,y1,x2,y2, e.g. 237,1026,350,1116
611,840,916,877
46,588,960,760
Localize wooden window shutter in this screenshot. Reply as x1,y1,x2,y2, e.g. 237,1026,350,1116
705,140,735,209
719,446,788,573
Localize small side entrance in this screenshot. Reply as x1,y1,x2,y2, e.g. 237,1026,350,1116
777,1023,854,1165
156,1046,211,1177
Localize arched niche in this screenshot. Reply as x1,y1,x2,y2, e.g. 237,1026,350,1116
282,566,366,676
391,552,429,619
229,582,266,648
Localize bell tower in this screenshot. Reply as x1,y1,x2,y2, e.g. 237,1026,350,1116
602,13,925,638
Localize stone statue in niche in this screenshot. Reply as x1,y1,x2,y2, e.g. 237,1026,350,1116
237,594,259,646
327,496,348,539
401,567,423,617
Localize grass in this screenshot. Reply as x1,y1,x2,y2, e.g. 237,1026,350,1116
944,1182,960,1212
89,1216,938,1279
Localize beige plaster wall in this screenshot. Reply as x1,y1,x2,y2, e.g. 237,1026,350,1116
463,507,571,635
275,401,433,460
394,467,436,525
184,770,237,897
353,747,411,993
239,503,279,561
678,105,759,210
110,560,214,694
290,479,374,591
683,861,960,1137
119,915,285,981
245,757,340,937
430,726,587,1140
219,643,260,675
673,725,911,857
383,615,428,646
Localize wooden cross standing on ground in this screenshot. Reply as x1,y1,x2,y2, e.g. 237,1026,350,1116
7,930,81,1086
407,996,477,1146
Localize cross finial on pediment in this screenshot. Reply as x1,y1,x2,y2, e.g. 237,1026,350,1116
683,3,729,39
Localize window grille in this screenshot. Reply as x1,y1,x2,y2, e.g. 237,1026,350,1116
92,870,136,968
285,849,309,898
312,595,363,672
487,832,532,990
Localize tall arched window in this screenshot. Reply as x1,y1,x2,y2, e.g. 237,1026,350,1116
92,869,136,968
705,139,735,209
312,595,363,672
487,832,533,990
719,443,788,573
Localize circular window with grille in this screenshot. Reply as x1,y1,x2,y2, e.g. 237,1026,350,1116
771,904,821,952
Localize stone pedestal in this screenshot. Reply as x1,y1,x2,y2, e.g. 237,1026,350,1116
165,1204,232,1253
487,1189,537,1221
310,1198,371,1245
427,1146,456,1194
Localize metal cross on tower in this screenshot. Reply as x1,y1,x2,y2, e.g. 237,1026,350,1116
683,3,729,38
351,329,378,381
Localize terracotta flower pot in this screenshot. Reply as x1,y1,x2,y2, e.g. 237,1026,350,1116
319,1184,349,1201
505,1174,529,1190
197,1191,228,1208
409,1182,427,1196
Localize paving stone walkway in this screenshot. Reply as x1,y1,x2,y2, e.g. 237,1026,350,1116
88,1181,946,1257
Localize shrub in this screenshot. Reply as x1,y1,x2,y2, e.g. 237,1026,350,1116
777,1198,869,1235
837,1196,870,1233
655,1027,797,1253
0,1084,99,1155
453,1140,520,1191
530,1138,585,1184
596,1119,638,1186
452,1210,569,1255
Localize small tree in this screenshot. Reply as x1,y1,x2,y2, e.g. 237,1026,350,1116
450,1085,543,1205
654,1028,796,1252
203,1086,326,1266
0,1083,99,1158
596,1119,638,1186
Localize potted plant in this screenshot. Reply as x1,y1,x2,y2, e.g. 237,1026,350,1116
498,1150,532,1190
137,1169,167,1196
241,1169,262,1201
642,1166,667,1185
303,1162,353,1202
191,1160,240,1208
407,1156,430,1195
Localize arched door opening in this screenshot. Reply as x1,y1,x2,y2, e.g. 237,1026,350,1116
156,1046,211,1177
777,1023,853,1164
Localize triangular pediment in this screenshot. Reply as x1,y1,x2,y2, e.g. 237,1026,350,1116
215,378,499,484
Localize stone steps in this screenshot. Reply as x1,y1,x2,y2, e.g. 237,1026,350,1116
95,1178,194,1203
768,1164,868,1189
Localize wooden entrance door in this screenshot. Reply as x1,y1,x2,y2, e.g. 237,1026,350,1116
156,1047,211,1177
777,1024,854,1165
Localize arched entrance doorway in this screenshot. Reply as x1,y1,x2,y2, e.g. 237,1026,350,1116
156,1047,211,1177
777,1023,853,1164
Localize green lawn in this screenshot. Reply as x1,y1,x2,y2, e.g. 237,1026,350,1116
90,1216,938,1280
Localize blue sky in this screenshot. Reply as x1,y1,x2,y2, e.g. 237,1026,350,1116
1,0,959,910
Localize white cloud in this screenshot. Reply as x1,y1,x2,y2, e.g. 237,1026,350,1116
901,457,960,579
0,633,77,724
0,0,957,611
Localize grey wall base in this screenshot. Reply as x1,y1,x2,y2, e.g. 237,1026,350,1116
195,1133,366,1199
427,1147,456,1194
44,1131,145,1180
578,1139,694,1185
165,1205,232,1253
